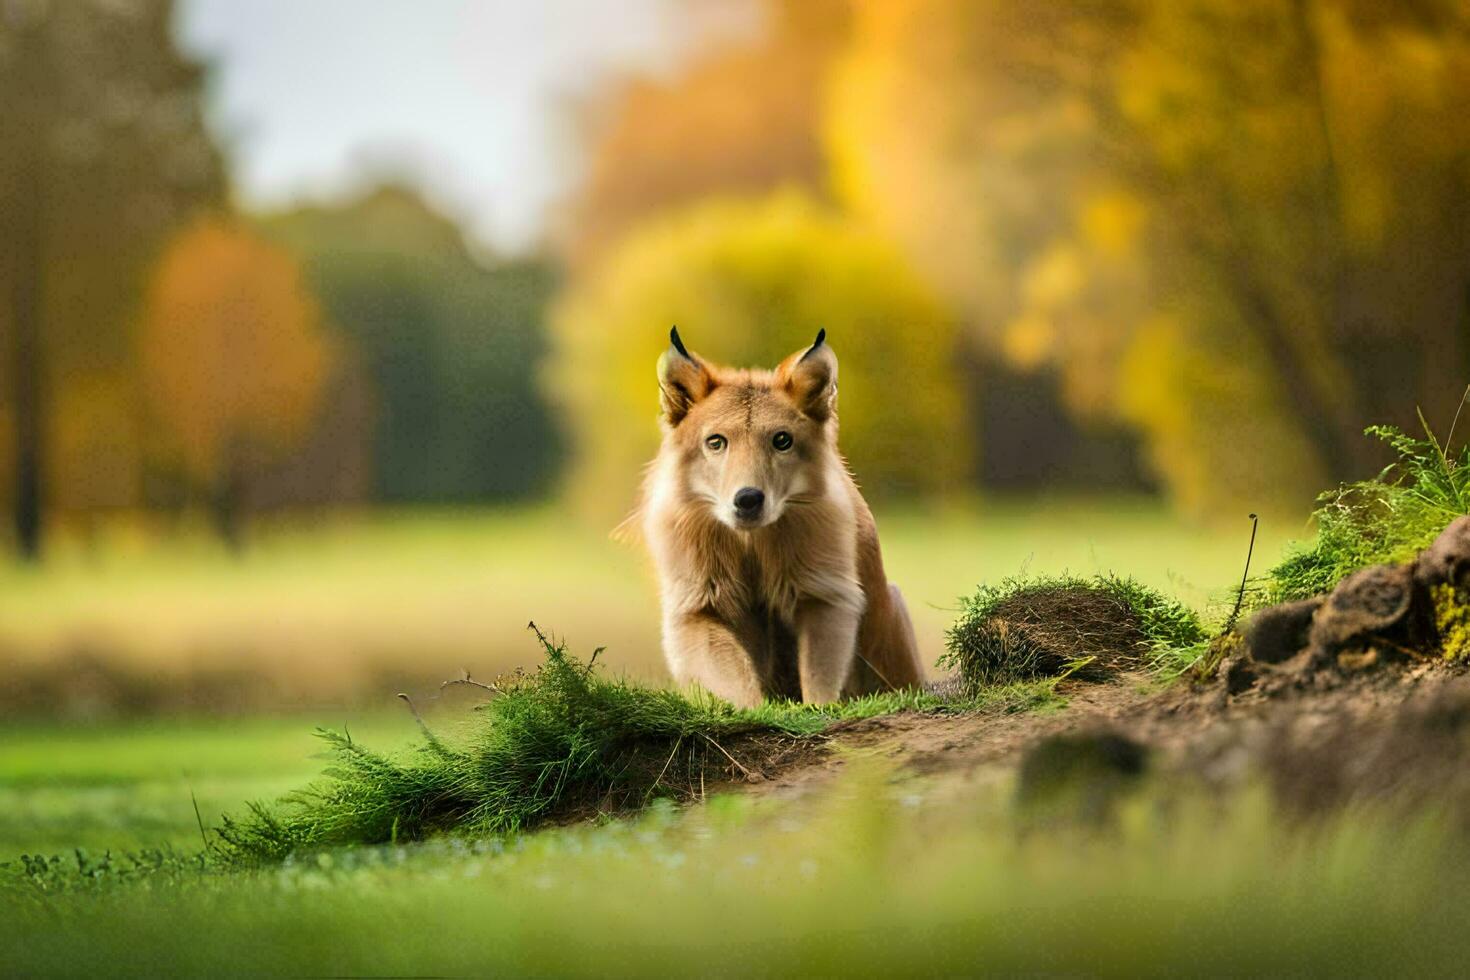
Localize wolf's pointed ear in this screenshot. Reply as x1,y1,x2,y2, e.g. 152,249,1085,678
657,326,714,426
777,329,837,421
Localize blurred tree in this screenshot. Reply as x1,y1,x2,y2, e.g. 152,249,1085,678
263,185,563,503
141,220,334,548
0,0,224,557
554,0,850,267
830,0,1470,517
550,189,969,520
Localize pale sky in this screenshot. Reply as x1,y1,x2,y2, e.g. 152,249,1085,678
177,1,751,253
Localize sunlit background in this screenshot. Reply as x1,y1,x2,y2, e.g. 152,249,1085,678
3,0,1468,719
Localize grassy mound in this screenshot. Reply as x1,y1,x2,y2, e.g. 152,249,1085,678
939,574,1207,691
215,630,1057,864
1267,416,1470,603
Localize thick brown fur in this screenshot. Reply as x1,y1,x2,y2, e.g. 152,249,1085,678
633,329,924,706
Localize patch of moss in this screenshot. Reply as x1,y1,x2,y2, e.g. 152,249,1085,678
1432,583,1470,662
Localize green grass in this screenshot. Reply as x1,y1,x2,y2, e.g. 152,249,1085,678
1266,416,1470,602
213,631,1061,863
0,713,415,855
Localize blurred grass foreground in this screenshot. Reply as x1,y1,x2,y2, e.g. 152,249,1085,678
8,737,1470,976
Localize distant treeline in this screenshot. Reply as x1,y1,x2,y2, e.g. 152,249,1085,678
6,0,1470,557
0,2,568,555
258,188,562,507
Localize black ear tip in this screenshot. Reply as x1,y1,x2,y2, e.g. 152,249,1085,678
799,328,827,362
669,325,691,359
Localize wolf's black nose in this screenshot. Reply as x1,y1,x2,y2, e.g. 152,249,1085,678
733,487,765,517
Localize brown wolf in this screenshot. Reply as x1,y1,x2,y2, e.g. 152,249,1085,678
635,327,923,706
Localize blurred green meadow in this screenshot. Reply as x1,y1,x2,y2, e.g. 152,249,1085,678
0,498,1293,718
0,713,415,855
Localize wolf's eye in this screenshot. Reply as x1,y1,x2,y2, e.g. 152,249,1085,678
705,434,727,452
772,431,793,452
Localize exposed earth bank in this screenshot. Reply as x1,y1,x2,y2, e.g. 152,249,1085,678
737,515,1470,819
737,662,1470,822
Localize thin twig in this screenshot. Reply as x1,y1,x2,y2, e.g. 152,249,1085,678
190,788,211,852
644,735,684,803
1445,384,1470,458
397,692,436,741
698,732,757,781
854,651,898,692
527,620,552,648
1224,513,1260,635
1419,406,1453,479
440,671,499,696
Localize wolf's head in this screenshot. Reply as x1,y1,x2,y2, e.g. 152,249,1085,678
655,327,838,531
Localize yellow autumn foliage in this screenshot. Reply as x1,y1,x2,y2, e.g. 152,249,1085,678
549,190,969,521
828,0,1470,518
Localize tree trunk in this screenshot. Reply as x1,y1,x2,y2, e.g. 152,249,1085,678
9,49,46,561
210,437,248,553
11,204,43,560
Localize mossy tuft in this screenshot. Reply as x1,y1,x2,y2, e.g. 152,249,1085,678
1432,584,1470,662
939,574,1207,692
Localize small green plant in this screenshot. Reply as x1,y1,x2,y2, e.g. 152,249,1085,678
213,629,1059,864
1267,407,1470,603
2,847,206,900
940,574,1207,691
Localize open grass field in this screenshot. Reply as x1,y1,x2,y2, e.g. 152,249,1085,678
0,497,1297,714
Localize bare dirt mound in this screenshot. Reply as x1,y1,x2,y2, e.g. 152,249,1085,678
736,661,1470,820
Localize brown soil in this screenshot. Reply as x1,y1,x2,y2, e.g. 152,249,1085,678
722,661,1470,817
722,519,1470,815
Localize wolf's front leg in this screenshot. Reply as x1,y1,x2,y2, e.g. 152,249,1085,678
795,600,861,704
664,611,764,708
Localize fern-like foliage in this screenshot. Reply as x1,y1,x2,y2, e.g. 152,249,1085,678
214,632,1057,864
1266,408,1470,603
